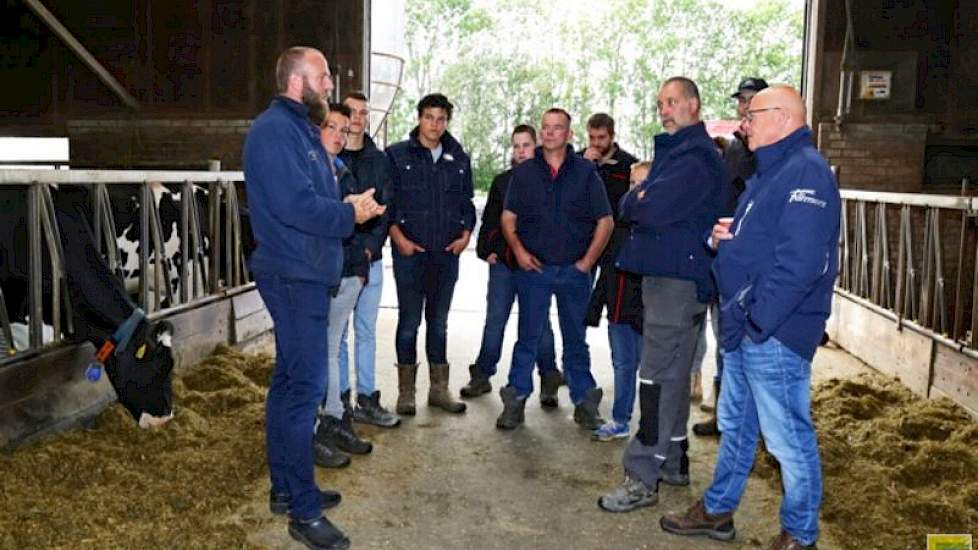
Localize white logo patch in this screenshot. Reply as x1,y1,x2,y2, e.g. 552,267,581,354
788,188,827,208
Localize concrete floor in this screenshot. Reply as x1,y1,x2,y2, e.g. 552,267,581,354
245,248,867,549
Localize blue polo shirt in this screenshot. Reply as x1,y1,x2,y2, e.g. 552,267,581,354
504,145,612,265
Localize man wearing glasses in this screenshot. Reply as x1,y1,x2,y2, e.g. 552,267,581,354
660,85,838,550
598,77,723,513
386,93,475,416
313,103,380,468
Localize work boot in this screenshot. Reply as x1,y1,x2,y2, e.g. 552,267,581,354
496,386,527,430
396,363,418,416
539,369,561,409
693,380,721,437
768,531,818,550
690,371,703,403
313,427,351,469
288,515,351,550
353,391,401,428
573,387,605,430
460,363,491,398
336,412,373,455
659,498,736,542
661,439,691,486
316,414,370,457
598,476,657,512
270,489,342,515
428,363,467,413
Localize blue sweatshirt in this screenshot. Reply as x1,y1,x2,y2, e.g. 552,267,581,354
616,122,723,303
714,126,840,361
504,145,612,266
386,128,476,251
243,97,354,285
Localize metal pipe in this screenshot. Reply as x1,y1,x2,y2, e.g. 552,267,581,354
180,181,191,304
27,183,43,349
139,182,151,311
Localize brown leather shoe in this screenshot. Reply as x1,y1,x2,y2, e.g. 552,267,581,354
768,531,817,550
659,498,736,541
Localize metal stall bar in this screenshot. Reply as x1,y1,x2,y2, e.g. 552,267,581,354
27,183,43,349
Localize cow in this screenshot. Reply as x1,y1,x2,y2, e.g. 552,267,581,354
0,184,176,426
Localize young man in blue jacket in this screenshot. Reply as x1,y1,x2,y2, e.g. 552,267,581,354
498,108,614,430
598,77,723,513
660,86,838,550
337,92,401,430
386,93,476,416
244,46,383,550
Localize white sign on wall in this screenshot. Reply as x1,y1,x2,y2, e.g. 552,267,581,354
859,70,892,100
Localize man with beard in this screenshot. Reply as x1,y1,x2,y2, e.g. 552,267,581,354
386,93,475,416
244,46,383,550
660,85,837,550
497,108,613,430
597,77,722,513
581,112,643,441
461,124,562,408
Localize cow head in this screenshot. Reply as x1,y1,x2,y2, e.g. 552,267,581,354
104,319,175,428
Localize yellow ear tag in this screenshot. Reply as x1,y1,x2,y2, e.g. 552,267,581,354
135,344,147,359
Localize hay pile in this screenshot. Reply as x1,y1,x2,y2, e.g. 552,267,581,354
755,372,978,549
0,345,275,549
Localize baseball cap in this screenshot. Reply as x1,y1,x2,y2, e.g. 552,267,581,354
731,78,769,98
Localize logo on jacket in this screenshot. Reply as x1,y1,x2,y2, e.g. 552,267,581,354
308,149,319,162
788,188,827,208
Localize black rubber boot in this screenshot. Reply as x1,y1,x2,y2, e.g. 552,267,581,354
496,386,527,430
288,516,351,550
573,387,605,430
539,369,561,409
460,363,492,398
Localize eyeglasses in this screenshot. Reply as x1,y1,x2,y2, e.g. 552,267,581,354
323,122,351,136
744,107,782,122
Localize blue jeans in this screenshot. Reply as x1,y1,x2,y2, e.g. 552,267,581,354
392,250,459,365
704,336,822,546
323,276,363,418
509,264,595,403
339,260,383,396
607,322,641,424
256,275,331,522
475,262,557,377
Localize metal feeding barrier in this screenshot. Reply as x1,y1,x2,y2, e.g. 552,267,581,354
837,179,978,355
0,168,253,360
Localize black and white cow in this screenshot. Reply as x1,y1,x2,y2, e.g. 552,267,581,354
0,185,176,425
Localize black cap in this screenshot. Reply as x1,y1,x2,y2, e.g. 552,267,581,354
731,77,769,98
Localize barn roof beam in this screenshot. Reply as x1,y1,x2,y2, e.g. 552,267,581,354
22,0,141,111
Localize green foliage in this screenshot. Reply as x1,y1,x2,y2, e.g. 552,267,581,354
388,0,805,190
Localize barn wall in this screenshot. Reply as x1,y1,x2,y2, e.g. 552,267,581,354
1,0,369,170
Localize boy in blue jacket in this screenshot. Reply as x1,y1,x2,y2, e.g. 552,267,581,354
660,86,838,550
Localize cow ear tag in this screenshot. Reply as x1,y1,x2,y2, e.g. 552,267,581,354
135,344,147,359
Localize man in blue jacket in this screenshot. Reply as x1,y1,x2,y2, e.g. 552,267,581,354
243,46,383,550
599,77,723,513
498,108,614,430
386,93,475,416
660,86,838,550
